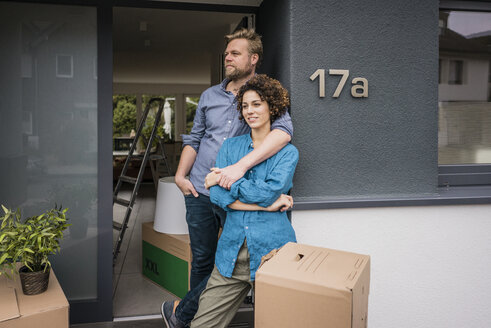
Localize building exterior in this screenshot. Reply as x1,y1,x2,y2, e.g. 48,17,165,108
0,0,490,327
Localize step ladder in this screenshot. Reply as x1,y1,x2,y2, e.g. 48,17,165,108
112,97,171,265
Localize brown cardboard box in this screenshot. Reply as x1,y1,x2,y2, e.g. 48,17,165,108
0,267,69,328
142,222,192,298
255,242,370,328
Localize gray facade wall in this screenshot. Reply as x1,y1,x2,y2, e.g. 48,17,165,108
258,0,439,200
256,0,291,89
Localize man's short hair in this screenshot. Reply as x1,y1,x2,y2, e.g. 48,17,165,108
225,28,263,67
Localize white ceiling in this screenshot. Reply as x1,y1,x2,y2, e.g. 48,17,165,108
113,7,254,84
113,7,249,52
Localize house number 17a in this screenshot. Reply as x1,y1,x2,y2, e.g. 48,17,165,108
310,69,368,98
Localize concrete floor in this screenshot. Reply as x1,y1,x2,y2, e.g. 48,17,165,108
112,183,177,319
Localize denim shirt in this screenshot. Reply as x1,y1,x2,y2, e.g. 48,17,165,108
209,134,298,280
182,79,294,196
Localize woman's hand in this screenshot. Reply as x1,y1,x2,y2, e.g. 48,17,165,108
204,168,220,189
267,194,293,212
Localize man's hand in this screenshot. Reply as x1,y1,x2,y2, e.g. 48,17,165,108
267,194,293,212
204,170,220,189
214,162,247,190
175,175,198,197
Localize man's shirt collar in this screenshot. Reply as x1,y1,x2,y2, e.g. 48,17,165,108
220,78,231,92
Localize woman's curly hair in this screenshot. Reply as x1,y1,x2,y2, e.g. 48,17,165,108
236,74,290,123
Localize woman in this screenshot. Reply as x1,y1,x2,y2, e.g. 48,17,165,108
190,74,299,328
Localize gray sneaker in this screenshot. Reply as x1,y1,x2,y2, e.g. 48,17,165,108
161,301,185,328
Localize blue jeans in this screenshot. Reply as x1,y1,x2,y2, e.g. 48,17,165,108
175,272,210,327
176,193,226,326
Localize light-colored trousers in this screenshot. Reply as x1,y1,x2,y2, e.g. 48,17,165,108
190,240,253,328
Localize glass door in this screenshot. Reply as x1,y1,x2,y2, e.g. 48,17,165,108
0,1,112,323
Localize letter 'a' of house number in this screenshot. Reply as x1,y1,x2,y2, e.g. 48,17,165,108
310,69,368,98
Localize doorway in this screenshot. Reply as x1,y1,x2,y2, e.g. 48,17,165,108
111,6,252,320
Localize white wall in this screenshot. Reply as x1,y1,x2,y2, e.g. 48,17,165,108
292,204,491,328
114,51,211,84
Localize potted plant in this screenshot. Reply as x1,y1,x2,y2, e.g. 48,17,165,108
0,205,70,295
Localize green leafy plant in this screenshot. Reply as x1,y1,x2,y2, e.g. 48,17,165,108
0,205,70,278
113,95,137,138
140,117,170,151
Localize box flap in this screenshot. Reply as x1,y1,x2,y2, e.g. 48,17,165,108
0,287,20,322
344,255,370,291
259,242,370,292
142,222,191,261
0,264,69,323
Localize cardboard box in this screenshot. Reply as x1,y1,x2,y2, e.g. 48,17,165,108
255,242,370,328
0,267,69,328
142,221,191,298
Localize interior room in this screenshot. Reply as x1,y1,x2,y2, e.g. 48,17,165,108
111,6,251,321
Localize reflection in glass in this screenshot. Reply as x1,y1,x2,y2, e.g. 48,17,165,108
438,11,491,164
448,60,463,85
0,2,97,299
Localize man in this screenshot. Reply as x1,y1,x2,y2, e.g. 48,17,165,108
161,28,293,328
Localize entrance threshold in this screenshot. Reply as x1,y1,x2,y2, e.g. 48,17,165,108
114,314,161,322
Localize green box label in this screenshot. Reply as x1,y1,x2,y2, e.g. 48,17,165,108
142,241,189,298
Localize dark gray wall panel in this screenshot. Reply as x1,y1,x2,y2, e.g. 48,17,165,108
256,0,291,89
261,0,439,200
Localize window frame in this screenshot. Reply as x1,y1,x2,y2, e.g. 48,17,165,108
438,0,491,187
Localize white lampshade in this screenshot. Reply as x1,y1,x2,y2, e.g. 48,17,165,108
153,177,188,234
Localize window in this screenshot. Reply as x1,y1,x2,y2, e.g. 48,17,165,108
142,94,175,143
448,60,463,84
185,95,200,134
113,95,137,138
56,54,73,78
112,94,137,151
439,59,442,84
438,4,491,185
0,1,98,300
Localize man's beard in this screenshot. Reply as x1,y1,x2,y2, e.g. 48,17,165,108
225,62,253,81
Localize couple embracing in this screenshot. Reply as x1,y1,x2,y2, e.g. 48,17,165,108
162,28,298,328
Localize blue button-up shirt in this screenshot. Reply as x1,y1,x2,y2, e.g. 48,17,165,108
182,79,294,196
210,133,298,280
